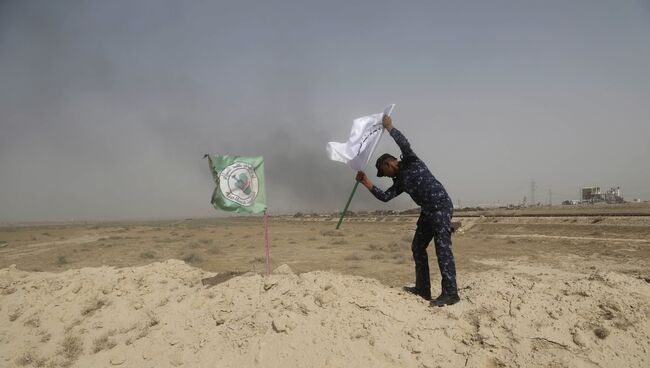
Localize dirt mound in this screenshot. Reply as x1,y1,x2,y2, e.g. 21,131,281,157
1,260,648,367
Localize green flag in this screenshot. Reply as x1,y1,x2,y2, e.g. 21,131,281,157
206,155,267,214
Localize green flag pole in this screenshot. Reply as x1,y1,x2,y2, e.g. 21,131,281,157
336,181,360,230
335,128,387,230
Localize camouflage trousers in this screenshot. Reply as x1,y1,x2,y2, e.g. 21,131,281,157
412,208,458,295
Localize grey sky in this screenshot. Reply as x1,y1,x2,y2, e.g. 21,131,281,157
1,0,649,222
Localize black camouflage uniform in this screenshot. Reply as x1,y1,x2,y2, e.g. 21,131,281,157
370,128,457,298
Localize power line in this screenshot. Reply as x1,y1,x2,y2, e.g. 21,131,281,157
530,179,537,206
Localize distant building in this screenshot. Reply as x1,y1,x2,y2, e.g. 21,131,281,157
562,200,580,205
603,187,624,203
581,187,601,201
580,186,624,203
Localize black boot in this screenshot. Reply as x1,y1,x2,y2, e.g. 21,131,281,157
402,286,432,301
430,292,460,307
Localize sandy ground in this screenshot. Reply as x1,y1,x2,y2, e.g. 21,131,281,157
1,208,649,367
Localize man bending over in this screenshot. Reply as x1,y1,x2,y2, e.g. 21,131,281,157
356,115,459,307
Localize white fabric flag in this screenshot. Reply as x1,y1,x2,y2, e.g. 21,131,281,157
326,104,395,171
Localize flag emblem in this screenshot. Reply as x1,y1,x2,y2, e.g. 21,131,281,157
219,162,259,206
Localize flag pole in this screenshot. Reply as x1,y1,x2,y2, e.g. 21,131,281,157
335,128,386,230
263,209,271,275
336,181,359,229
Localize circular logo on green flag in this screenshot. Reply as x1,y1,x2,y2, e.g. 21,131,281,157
218,162,259,206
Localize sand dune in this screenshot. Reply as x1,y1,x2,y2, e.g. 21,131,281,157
1,260,648,367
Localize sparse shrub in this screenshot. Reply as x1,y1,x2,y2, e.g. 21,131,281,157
370,253,384,260
23,315,40,328
40,331,51,343
146,310,160,327
330,238,348,245
155,237,175,244
92,332,117,353
64,319,82,332
207,246,222,254
320,229,344,237
81,297,107,316
307,236,317,241
15,350,36,366
135,327,150,340
60,334,83,362
56,255,68,265
344,254,361,261
9,308,23,321
594,327,609,339
386,241,401,252
182,253,203,263
140,251,156,259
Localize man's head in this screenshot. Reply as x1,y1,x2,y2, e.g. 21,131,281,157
375,153,399,177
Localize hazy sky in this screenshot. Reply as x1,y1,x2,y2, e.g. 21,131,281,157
1,0,649,222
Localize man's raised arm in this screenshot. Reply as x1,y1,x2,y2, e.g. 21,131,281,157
383,115,416,158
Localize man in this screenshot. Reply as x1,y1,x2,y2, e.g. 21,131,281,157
355,115,459,307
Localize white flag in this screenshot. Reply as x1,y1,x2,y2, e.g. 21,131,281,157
326,104,395,171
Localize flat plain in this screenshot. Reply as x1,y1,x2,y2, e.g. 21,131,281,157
2,205,649,285
1,204,649,367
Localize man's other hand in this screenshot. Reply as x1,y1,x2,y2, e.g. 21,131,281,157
356,171,372,189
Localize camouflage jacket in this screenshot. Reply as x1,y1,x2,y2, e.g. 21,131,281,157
370,128,452,213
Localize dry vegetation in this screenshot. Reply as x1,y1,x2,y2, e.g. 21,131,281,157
60,334,83,365
0,206,649,367
92,331,117,353
0,206,649,288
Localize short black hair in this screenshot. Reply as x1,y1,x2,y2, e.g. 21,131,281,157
375,153,396,177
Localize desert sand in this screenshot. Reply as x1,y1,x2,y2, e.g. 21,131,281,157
1,207,649,367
